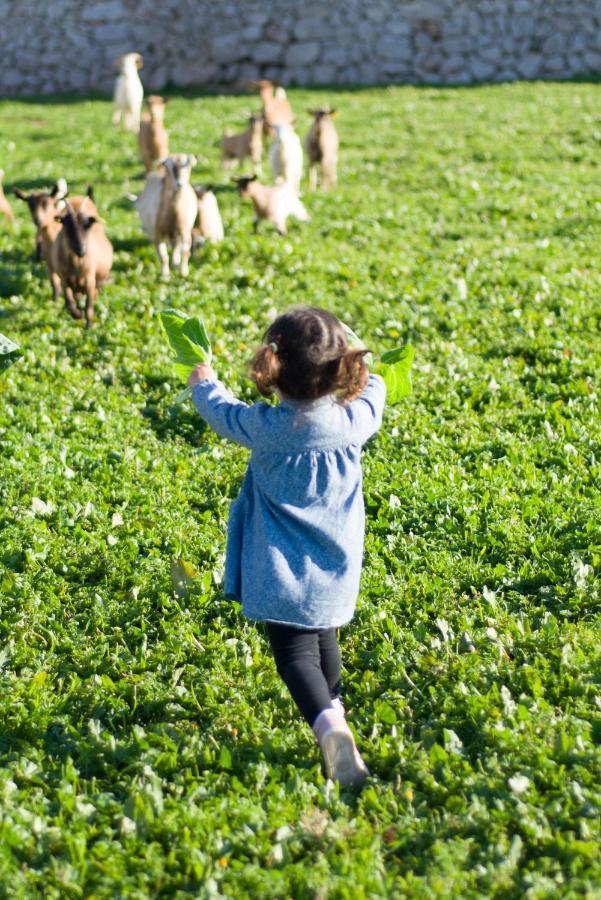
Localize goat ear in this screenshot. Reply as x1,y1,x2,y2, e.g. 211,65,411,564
13,188,27,200
188,155,197,167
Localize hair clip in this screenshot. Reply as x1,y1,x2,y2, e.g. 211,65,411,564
268,341,279,354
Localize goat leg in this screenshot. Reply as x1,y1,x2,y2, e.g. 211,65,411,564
63,285,83,320
156,242,170,278
50,272,61,303
179,240,191,277
84,281,97,329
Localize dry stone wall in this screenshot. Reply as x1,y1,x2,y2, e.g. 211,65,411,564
1,0,601,96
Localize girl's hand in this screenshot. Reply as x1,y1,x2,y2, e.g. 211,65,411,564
187,362,215,387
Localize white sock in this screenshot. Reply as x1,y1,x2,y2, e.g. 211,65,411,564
331,697,345,715
312,707,347,745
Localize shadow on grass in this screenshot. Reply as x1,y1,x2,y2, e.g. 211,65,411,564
6,73,601,111
142,388,209,447
112,234,149,254
0,244,41,298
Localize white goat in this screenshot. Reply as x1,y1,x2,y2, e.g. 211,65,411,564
113,53,144,133
127,154,198,277
235,175,309,235
268,122,303,196
193,185,224,247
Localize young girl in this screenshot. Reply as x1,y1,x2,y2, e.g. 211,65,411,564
188,306,386,786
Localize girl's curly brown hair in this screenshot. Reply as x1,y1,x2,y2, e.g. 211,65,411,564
250,307,369,403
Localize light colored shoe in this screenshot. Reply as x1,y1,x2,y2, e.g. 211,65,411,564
321,726,369,787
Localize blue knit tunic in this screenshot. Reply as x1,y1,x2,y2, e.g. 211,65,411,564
191,374,386,629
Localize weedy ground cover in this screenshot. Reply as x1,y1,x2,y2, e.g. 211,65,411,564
0,82,600,898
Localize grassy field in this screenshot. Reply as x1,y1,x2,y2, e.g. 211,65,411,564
0,81,600,898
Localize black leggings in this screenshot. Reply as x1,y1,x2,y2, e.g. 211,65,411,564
265,622,342,727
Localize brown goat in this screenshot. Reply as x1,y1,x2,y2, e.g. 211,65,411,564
222,112,263,173
14,183,97,302
0,170,14,223
53,196,113,327
139,95,169,171
305,108,339,190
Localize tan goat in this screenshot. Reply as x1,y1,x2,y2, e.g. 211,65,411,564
14,183,97,302
53,196,113,327
305,107,339,190
256,80,294,134
128,154,198,277
222,113,263,173
155,155,198,276
234,175,309,236
139,95,169,171
0,170,14,223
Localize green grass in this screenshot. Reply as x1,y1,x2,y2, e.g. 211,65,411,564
0,81,600,898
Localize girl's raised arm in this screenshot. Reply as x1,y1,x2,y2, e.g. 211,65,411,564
344,373,387,445
190,375,260,449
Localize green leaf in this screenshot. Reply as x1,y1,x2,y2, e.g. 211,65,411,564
219,745,232,769
374,700,397,724
0,333,23,374
158,308,212,385
374,345,414,403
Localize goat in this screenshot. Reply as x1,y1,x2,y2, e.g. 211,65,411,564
127,154,198,277
13,182,95,302
139,95,169,171
222,113,263,173
234,175,309,236
0,170,14,223
113,53,144,133
255,80,294,134
268,122,303,196
192,185,224,248
305,107,339,191
52,196,113,327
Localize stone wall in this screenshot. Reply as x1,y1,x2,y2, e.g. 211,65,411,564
1,0,600,96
